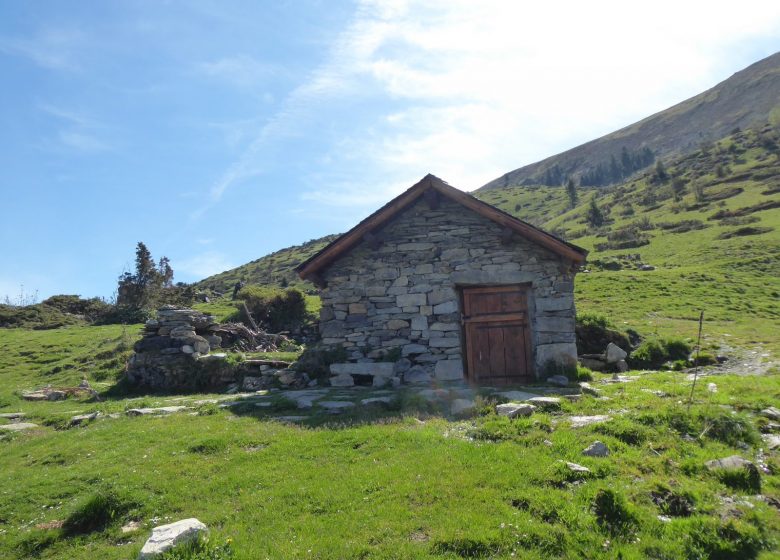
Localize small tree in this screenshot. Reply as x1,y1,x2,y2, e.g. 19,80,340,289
565,177,578,208
586,195,605,228
116,242,187,321
653,160,669,183
671,177,687,201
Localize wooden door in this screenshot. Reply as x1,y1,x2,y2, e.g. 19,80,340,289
462,285,532,385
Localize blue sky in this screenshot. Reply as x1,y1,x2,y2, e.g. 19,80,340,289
1,0,779,301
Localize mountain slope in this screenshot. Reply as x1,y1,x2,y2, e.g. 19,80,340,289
480,51,780,190
195,234,339,294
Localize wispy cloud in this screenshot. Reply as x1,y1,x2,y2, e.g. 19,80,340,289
0,27,86,71
195,0,780,220
198,54,278,89
38,103,110,153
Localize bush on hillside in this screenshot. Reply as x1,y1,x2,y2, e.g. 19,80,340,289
237,285,308,332
575,313,632,355
628,337,691,369
41,295,114,322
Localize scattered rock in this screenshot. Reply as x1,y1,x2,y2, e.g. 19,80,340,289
546,375,569,387
451,399,475,415
563,394,581,402
496,403,536,418
138,518,208,559
579,356,607,371
70,412,100,426
565,461,591,473
616,359,629,372
526,396,561,410
705,455,755,471
122,520,143,534
569,415,611,428
760,407,780,421
0,412,25,419
276,416,307,422
582,441,610,457
579,382,601,397
639,264,655,271
605,343,628,364
126,406,189,416
0,422,38,432
762,434,780,450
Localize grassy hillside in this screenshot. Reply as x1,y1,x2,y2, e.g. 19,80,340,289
1,320,779,559
480,51,780,190
476,125,780,357
195,234,339,294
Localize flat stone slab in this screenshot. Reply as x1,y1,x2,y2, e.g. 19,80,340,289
361,397,394,405
126,406,189,416
565,461,591,473
70,412,100,426
138,518,208,559
319,401,356,413
0,422,38,432
0,412,25,419
569,415,611,428
526,397,561,409
496,403,536,418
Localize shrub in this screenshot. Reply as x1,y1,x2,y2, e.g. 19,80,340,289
651,484,695,517
629,337,691,369
575,314,632,355
63,489,137,535
683,517,768,560
237,285,307,332
592,488,638,537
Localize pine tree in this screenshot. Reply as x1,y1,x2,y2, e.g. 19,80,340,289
586,195,605,228
565,177,578,208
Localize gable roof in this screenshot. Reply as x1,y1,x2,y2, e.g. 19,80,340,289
296,174,587,280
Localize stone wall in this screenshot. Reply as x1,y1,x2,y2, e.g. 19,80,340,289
318,196,578,381
126,307,309,390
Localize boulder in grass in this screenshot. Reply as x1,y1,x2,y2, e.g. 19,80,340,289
582,441,610,457
496,403,536,418
605,342,628,364
138,518,208,559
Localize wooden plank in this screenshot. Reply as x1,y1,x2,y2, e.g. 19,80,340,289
488,326,505,375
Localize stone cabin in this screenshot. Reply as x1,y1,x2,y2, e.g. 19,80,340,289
296,174,588,386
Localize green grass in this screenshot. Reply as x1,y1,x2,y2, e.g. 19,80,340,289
1,323,779,559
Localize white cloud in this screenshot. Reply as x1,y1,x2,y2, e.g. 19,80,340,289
200,0,780,218
198,54,278,89
176,251,234,279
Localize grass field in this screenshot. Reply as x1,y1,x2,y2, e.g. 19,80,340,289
1,320,779,559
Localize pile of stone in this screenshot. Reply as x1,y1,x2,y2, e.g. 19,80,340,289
127,307,309,391
126,307,226,389
579,342,628,372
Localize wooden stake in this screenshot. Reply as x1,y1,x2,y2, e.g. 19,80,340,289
687,311,704,411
